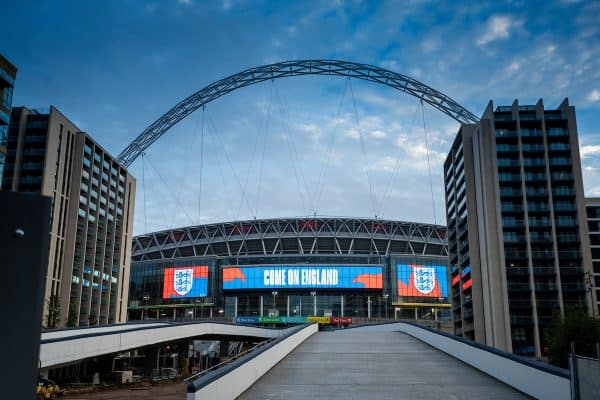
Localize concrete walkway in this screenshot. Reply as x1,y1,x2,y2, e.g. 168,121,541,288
238,327,530,399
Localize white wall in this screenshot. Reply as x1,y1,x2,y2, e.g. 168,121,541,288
40,323,291,368
188,323,318,400
395,323,570,400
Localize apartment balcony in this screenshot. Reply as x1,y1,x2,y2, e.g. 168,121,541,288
506,267,529,277
536,299,559,309
524,173,546,182
510,315,534,325
561,283,585,292
551,172,573,181
560,266,583,276
525,188,547,197
496,144,520,152
534,282,557,292
502,219,525,228
532,267,556,276
531,250,554,260
509,299,532,309
508,283,531,292
496,129,518,138
520,128,543,137
505,250,528,260
522,159,546,168
552,188,575,197
521,144,545,153
502,204,524,213
498,159,520,168
554,203,577,212
558,250,581,259
548,143,570,152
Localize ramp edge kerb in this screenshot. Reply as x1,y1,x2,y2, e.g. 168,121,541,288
187,323,318,393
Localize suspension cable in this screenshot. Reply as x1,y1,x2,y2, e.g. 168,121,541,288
141,152,147,233
312,76,350,216
205,111,257,217
421,99,438,225
375,100,421,218
273,80,310,215
144,152,194,223
198,105,205,225
348,78,379,217
255,80,274,219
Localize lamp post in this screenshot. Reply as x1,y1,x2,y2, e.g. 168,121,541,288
310,291,316,316
383,293,389,319
272,291,278,308
142,295,150,320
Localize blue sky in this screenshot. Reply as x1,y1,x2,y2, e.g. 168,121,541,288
3,0,600,234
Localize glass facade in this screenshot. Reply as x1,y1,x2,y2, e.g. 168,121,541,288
128,254,450,322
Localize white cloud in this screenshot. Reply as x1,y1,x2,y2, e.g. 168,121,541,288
581,144,600,158
371,130,387,139
586,89,600,103
477,15,520,46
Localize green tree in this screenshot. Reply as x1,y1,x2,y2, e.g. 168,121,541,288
67,307,78,327
546,307,600,368
46,294,61,329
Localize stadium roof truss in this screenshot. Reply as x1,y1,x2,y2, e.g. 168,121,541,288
132,217,447,261
118,59,479,167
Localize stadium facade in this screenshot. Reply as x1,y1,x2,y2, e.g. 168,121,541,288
128,217,450,322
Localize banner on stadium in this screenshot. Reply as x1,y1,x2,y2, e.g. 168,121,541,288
222,265,383,290
162,266,208,299
397,263,448,298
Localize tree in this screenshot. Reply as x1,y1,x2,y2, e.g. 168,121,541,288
46,294,61,329
546,307,600,368
67,307,78,327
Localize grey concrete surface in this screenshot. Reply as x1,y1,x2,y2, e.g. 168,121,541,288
238,327,530,400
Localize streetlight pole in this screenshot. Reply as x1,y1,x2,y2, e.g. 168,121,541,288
383,293,389,319
310,291,316,316
272,291,278,310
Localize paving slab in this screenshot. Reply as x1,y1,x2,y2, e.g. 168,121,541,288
238,327,530,400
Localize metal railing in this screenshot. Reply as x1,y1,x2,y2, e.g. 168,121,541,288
184,338,273,383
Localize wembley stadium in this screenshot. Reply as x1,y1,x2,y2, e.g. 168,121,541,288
127,216,450,323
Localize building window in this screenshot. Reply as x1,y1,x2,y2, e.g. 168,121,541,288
78,208,86,218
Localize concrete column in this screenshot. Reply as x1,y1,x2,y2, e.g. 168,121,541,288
259,296,263,317
287,296,290,317
434,308,438,322
141,310,144,320
234,296,238,317
299,297,302,316
173,308,176,319
156,309,159,319
367,296,371,319
340,295,344,317
414,307,418,320
313,295,317,316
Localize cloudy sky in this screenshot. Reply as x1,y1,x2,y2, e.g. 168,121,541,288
3,0,600,234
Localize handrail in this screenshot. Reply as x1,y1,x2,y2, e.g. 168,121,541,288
184,339,273,383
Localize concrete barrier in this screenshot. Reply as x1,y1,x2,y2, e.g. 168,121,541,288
187,323,318,400
395,322,570,400
40,321,291,368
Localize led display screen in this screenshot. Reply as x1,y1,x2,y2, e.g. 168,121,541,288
397,264,448,298
222,265,383,290
162,266,208,299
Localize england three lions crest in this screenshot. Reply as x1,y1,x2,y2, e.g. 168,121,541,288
174,268,193,296
413,267,436,295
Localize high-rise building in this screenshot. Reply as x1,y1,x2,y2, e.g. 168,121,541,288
586,197,600,311
2,106,136,327
0,54,17,186
444,99,597,358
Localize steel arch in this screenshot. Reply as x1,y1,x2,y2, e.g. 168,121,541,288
117,59,479,167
